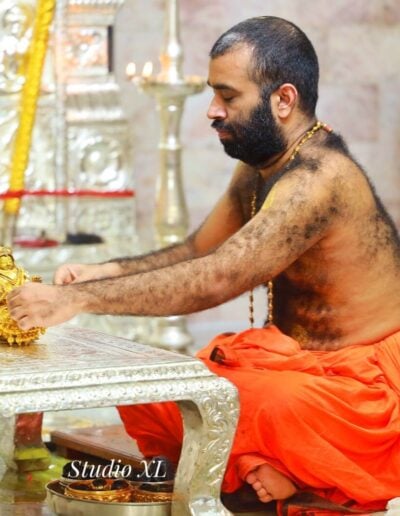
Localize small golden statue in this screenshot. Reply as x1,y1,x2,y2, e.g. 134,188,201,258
0,246,45,345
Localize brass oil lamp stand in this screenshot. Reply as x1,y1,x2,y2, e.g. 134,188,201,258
128,0,205,351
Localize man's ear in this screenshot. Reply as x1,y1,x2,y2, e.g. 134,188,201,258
271,83,298,120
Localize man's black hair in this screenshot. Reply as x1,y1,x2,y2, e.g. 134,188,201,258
210,16,319,117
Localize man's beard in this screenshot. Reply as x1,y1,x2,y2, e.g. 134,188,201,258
211,90,287,167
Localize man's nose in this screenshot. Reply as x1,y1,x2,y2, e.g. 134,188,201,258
207,97,227,120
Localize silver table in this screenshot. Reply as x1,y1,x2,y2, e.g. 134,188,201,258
0,327,239,516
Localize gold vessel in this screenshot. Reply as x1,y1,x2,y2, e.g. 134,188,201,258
0,246,45,345
65,479,133,503
132,486,173,504
46,480,171,516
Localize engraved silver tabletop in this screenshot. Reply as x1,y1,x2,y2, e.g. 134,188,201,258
0,326,239,516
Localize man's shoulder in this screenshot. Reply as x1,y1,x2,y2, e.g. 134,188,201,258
285,142,368,194
319,146,374,204
265,145,374,221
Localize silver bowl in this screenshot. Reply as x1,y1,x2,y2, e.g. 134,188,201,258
46,480,171,516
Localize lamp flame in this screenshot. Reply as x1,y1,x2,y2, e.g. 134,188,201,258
126,62,136,79
142,61,153,78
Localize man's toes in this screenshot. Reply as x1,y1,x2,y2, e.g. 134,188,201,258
252,480,263,491
256,487,269,498
246,472,257,485
259,493,273,503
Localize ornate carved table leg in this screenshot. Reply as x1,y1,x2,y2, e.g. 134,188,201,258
0,414,16,479
14,412,51,472
0,412,51,480
174,377,239,516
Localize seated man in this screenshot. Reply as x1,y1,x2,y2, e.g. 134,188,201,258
7,16,400,514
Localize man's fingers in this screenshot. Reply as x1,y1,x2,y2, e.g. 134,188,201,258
62,267,77,284
6,289,22,307
7,285,35,306
54,265,82,285
17,316,35,331
8,306,27,322
10,309,42,330
54,267,71,285
4,283,72,329
53,274,63,285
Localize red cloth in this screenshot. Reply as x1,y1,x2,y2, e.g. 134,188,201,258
117,325,400,512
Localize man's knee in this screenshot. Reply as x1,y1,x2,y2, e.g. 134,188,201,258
255,372,312,422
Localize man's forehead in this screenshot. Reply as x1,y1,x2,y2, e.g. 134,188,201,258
207,45,254,89
206,79,239,92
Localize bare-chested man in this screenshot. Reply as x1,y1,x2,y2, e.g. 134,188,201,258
7,16,400,513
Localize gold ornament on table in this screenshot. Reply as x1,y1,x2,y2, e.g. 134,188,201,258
0,246,45,345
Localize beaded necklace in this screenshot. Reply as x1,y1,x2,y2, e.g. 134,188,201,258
248,120,331,327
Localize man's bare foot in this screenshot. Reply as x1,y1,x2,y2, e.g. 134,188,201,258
246,463,297,503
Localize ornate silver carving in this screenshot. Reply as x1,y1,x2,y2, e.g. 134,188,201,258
65,27,108,73
0,0,141,337
0,0,136,242
53,0,69,238
0,1,35,94
68,0,125,10
0,0,57,247
0,414,16,475
0,326,238,516
175,381,238,516
60,0,135,244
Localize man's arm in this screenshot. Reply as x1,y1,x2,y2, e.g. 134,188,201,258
54,163,248,284
8,163,341,329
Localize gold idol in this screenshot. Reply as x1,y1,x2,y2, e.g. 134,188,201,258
0,246,45,345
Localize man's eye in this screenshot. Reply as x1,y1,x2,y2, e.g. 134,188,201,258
223,97,234,103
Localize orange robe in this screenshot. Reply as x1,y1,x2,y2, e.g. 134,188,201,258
117,326,400,511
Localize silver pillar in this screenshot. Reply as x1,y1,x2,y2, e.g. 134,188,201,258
133,0,205,351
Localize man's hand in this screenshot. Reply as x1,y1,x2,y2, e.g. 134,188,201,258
53,263,120,285
7,283,79,330
54,263,88,285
